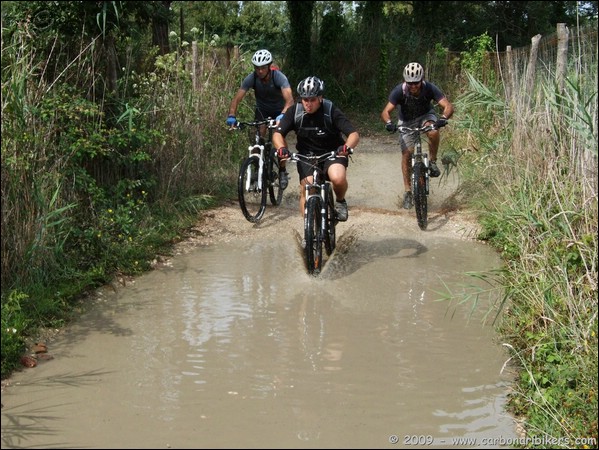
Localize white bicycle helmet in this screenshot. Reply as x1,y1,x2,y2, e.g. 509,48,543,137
403,62,424,82
252,49,273,66
297,76,324,98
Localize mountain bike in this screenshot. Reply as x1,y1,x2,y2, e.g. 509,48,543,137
289,149,352,275
233,118,284,223
397,122,446,230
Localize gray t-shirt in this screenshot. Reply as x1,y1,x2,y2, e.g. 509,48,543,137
241,70,291,116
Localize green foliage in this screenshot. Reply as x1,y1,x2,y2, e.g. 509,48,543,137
438,29,597,446
172,1,288,55
546,76,598,158
1,10,236,382
460,32,496,84
2,4,598,447
0,291,29,378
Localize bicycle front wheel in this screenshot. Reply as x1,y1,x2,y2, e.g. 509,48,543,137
412,162,428,230
324,184,336,255
305,196,323,275
238,157,267,223
267,150,284,206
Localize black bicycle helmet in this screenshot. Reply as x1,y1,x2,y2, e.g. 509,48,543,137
252,49,273,66
297,76,324,98
403,62,424,82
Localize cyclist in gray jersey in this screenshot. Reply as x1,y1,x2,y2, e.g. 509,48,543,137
381,62,454,209
226,49,294,189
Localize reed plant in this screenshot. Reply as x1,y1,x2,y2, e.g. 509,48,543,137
1,25,249,377
451,37,597,446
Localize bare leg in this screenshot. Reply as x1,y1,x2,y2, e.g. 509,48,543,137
427,129,440,161
402,149,412,192
299,180,307,217
327,163,347,201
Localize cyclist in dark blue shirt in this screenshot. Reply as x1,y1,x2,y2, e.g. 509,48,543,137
381,62,454,209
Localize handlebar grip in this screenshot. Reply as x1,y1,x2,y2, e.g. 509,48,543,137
335,145,353,157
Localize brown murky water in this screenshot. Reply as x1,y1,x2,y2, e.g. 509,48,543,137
1,137,520,449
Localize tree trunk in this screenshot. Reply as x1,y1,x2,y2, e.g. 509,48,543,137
286,1,315,83
152,1,171,55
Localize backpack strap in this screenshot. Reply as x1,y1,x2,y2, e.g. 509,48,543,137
254,69,278,90
322,99,333,132
401,80,426,99
294,99,334,133
294,102,305,129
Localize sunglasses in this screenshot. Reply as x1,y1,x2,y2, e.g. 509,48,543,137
407,81,421,86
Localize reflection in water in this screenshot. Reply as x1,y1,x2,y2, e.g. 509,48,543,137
0,234,518,449
168,236,517,448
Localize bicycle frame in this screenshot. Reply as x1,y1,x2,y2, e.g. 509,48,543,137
242,119,276,191
234,119,283,223
290,151,338,275
398,124,436,230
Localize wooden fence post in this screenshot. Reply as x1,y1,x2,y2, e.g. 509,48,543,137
525,34,542,106
556,23,569,94
506,45,513,101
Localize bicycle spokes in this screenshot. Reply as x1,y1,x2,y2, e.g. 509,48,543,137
238,157,267,222
412,162,428,230
235,119,284,223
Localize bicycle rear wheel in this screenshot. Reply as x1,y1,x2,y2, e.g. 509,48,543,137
412,162,428,230
267,149,284,206
324,184,336,255
238,156,267,223
305,196,323,275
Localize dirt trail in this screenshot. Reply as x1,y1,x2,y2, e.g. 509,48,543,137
177,134,481,254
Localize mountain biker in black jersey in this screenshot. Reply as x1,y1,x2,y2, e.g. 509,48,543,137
272,76,359,222
226,49,295,189
380,62,454,209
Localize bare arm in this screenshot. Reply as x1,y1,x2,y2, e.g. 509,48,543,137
437,97,454,119
272,131,287,150
380,102,396,124
228,88,247,116
345,131,359,149
280,87,294,114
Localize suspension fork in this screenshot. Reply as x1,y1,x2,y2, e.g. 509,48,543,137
320,183,328,234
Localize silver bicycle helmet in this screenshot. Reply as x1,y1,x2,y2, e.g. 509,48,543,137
403,62,424,82
297,76,324,98
252,49,273,66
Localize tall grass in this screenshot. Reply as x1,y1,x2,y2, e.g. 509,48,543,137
0,24,251,377
453,29,598,446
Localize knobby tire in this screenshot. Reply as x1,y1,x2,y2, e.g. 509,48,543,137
267,150,284,206
412,162,428,230
305,196,323,275
238,156,267,223
324,185,336,255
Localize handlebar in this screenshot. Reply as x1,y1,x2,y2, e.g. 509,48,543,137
397,124,436,134
288,147,354,163
229,118,277,131
396,121,446,134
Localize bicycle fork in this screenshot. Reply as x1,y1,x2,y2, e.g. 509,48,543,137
412,146,431,195
245,144,265,191
303,184,324,239
320,184,329,232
